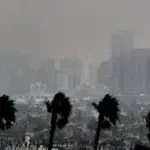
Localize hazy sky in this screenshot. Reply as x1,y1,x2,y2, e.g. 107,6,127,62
1,0,150,65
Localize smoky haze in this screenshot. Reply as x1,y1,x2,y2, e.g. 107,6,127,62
1,1,150,149
0,0,150,90
0,0,150,63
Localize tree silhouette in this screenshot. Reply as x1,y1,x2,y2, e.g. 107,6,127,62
145,111,150,143
0,95,17,131
44,92,72,150
134,144,150,150
92,94,120,150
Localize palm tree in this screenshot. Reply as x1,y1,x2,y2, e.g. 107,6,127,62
0,95,17,149
0,95,17,131
145,111,150,143
92,94,120,150
134,144,150,150
44,92,72,150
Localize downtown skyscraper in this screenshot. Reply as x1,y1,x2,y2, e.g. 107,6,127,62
110,31,134,94
60,54,83,89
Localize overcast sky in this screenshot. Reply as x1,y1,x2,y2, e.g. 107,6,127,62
1,0,150,65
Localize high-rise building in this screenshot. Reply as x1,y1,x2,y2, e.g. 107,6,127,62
111,31,134,94
38,59,56,92
60,55,83,88
130,49,150,94
9,69,29,94
56,69,70,92
98,61,110,86
111,31,133,57
145,52,150,94
88,64,98,86
8,53,33,95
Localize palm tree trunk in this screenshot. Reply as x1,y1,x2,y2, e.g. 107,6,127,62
93,115,103,150
48,112,57,150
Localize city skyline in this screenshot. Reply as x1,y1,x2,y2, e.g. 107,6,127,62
1,0,150,65
1,1,150,149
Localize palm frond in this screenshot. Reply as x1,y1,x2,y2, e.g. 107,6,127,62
44,100,52,113
52,92,65,105
91,102,99,112
57,117,69,129
145,111,150,143
5,100,17,122
147,133,150,142
145,111,150,131
0,95,17,131
51,92,72,129
101,120,111,129
5,121,12,130
57,96,72,116
100,94,120,125
134,144,150,150
0,120,5,131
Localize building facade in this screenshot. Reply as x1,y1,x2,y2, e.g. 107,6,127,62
111,31,134,94
88,63,99,86
60,55,83,88
38,59,56,92
111,31,150,95
56,69,70,92
98,61,111,87
130,49,150,94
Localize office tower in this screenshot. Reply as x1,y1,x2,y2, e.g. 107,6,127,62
8,53,33,95
38,59,56,92
130,49,150,94
145,53,150,94
88,63,98,86
60,55,83,88
111,31,134,94
98,61,110,86
9,69,29,95
56,69,70,92
111,31,133,57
